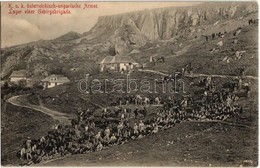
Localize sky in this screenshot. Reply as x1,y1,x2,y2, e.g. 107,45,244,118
1,2,200,48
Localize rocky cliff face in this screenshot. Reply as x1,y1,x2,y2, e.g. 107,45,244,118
88,2,257,41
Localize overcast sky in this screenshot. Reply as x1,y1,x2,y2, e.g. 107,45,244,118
1,2,200,48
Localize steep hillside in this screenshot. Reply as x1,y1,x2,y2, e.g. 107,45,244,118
146,16,258,76
1,40,100,80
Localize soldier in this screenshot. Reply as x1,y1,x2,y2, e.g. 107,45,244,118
117,122,124,136
138,120,145,134
182,67,185,76
110,134,117,145
104,127,110,137
133,123,139,136
152,123,159,133
96,142,103,151
161,56,165,63
212,33,215,39
239,66,246,77
155,97,160,105
95,132,102,144
26,137,32,150
134,108,139,118
103,134,110,146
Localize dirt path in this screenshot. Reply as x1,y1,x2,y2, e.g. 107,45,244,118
139,69,258,80
7,95,73,125
138,69,169,76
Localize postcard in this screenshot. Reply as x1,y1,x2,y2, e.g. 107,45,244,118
1,1,258,167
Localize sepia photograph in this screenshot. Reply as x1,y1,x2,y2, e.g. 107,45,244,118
1,1,258,166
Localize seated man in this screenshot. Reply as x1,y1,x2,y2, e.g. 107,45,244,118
152,123,159,133
25,146,32,161
103,134,110,146
104,127,111,137
109,134,117,145
122,128,131,141
85,141,94,152
96,142,103,152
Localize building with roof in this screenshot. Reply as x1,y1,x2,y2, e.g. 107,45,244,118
9,70,27,83
99,55,138,72
41,74,70,89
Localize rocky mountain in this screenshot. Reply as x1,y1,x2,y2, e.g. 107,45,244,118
80,2,257,54
1,2,258,80
88,2,257,39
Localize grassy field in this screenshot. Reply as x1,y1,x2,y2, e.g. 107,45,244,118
42,123,257,167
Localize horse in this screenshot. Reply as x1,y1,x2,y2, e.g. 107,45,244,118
136,95,143,105
143,97,150,105
17,147,26,160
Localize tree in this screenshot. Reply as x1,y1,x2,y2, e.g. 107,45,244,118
109,47,116,56
18,79,27,88
32,82,43,90
2,81,9,89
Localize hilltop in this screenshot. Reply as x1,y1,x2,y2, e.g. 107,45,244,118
54,31,83,41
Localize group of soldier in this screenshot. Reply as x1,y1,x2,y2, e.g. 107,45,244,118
18,73,248,165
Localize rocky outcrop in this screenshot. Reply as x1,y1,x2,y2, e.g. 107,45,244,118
108,19,148,54
88,2,258,41
84,2,257,54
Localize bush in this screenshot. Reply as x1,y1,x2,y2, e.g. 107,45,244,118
18,79,27,88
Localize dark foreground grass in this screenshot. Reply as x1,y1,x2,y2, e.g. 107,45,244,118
43,116,257,166
1,103,55,166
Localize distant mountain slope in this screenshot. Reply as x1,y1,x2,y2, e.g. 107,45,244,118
55,31,83,41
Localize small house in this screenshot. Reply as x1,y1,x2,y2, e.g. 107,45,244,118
9,70,27,83
41,74,70,89
99,55,138,72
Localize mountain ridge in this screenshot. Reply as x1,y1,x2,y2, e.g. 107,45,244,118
1,2,258,80
54,31,83,41
86,2,257,41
